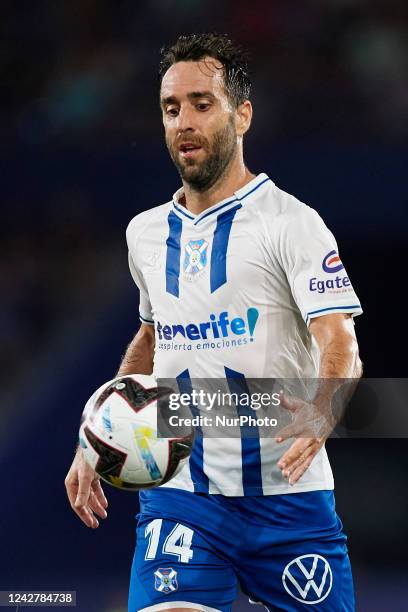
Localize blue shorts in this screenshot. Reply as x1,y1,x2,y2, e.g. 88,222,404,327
128,488,355,612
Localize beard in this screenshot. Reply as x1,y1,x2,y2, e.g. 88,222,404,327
166,117,237,193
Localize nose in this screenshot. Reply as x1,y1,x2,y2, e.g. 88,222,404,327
175,104,197,134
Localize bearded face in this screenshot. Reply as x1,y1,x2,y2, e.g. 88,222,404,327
166,115,237,192
160,59,240,193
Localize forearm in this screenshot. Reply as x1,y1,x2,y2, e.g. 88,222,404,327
314,336,362,414
276,316,362,482
318,335,362,379
116,324,155,376
310,314,362,416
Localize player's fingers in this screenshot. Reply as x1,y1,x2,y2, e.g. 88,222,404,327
288,454,315,486
275,423,300,443
92,478,108,509
277,416,321,443
64,477,78,509
89,490,108,519
282,443,317,477
65,455,99,528
278,437,311,463
66,480,99,528
74,470,93,510
74,504,100,529
277,438,313,470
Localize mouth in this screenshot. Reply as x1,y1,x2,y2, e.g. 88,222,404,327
178,142,203,159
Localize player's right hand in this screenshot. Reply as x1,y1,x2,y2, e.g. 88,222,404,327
65,448,108,528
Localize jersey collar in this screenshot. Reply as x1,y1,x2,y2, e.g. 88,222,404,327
172,173,271,226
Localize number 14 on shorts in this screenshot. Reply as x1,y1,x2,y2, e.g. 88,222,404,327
144,519,194,563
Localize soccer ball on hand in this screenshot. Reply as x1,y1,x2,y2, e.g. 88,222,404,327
79,374,193,490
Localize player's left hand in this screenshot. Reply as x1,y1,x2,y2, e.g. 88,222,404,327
275,393,336,486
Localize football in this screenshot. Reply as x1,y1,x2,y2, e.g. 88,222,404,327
79,374,194,490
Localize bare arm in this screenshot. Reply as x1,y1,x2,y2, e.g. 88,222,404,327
277,313,362,484
308,313,362,412
310,313,362,379
65,323,155,528
116,323,155,376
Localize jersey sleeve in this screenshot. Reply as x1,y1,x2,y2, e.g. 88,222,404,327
279,207,362,326
128,251,154,326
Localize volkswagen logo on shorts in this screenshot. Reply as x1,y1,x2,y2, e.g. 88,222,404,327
282,554,333,604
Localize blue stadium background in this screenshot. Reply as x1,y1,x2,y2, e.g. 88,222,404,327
1,2,407,610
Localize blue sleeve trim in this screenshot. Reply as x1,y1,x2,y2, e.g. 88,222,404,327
139,314,154,325
239,176,270,202
305,304,362,325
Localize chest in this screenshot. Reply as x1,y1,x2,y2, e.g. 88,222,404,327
140,210,277,307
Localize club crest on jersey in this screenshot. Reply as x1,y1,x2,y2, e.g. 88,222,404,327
154,567,178,593
183,239,208,281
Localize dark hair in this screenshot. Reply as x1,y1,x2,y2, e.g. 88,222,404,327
159,32,251,107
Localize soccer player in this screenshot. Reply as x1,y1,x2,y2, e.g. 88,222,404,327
65,33,362,611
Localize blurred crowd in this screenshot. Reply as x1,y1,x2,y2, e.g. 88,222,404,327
0,187,122,399
2,0,408,149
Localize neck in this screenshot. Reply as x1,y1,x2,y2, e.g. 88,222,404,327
181,151,256,215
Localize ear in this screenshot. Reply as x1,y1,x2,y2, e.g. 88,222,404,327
235,100,253,136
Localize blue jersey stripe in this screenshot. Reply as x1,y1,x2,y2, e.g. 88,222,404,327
173,201,195,220
177,369,209,494
225,367,263,495
210,204,242,293
194,197,238,225
165,211,182,298
172,176,270,225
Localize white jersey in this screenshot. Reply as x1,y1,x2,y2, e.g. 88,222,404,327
126,173,362,496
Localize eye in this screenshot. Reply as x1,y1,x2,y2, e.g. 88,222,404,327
196,103,210,111
166,107,179,117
